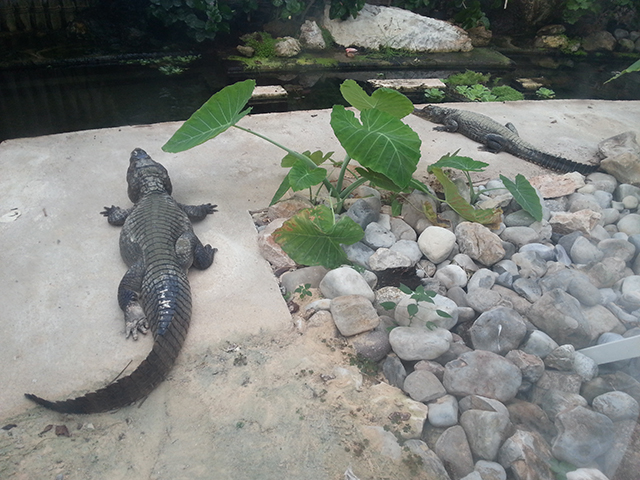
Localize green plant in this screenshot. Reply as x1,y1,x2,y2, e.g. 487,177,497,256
456,84,497,102
453,0,489,29
490,85,524,101
424,88,446,102
242,31,277,57
380,283,451,327
150,0,237,42
536,87,556,99
443,70,491,87
161,79,542,269
605,58,640,84
329,0,366,19
294,283,313,299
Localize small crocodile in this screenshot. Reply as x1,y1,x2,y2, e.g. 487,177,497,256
25,148,216,413
413,105,599,174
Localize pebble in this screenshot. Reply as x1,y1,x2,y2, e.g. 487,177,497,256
319,266,375,302
592,390,640,421
330,295,380,336
388,326,452,361
469,307,527,354
403,369,446,402
455,222,505,266
418,226,457,264
427,394,459,427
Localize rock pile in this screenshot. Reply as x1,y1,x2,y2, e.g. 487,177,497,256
256,136,640,480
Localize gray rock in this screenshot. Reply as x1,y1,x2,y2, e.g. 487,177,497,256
299,20,325,50
570,236,604,264
280,265,329,294
602,153,640,188
567,273,602,306
498,430,555,480
474,460,506,480
555,244,572,265
390,239,423,265
469,307,527,354
436,264,468,289
501,226,540,248
544,344,575,371
451,253,480,273
582,30,617,51
598,131,640,159
345,198,379,228
540,390,588,420
415,359,445,380
621,275,640,308
504,210,536,227
520,330,559,358
530,370,583,406
418,226,456,264
456,222,506,266
434,425,474,479
382,354,406,388
428,394,459,428
390,216,417,241
274,36,301,57
566,468,610,480
587,256,629,288
552,406,615,467
323,4,473,52
598,237,636,261
403,439,452,480
403,369,446,402
572,351,598,382
601,207,621,225
592,391,640,421
350,324,391,362
465,287,503,313
330,295,380,336
368,248,413,271
389,326,452,361
506,399,557,443
512,277,542,303
526,289,593,348
505,350,545,384
468,268,499,291
592,189,613,209
363,221,396,249
460,408,512,461
587,172,619,193
443,350,522,402
342,241,374,268
320,266,375,301
519,243,556,261
394,294,458,330
511,250,547,278
568,193,604,214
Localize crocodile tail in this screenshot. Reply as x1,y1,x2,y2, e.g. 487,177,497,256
24,329,184,413
515,146,599,175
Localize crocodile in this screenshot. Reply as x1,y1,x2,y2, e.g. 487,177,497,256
413,105,599,175
25,148,216,413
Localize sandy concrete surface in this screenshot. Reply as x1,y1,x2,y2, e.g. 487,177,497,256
0,100,639,480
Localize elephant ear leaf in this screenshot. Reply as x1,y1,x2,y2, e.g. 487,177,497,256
500,174,543,222
163,79,255,152
340,79,414,118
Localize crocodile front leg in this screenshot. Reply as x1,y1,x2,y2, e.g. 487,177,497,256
178,203,217,222
101,205,132,226
117,260,149,340
433,118,459,133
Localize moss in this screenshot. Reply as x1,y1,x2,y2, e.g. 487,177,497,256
491,85,524,101
243,31,277,58
443,69,491,87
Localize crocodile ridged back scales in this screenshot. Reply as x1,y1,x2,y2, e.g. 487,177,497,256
25,193,193,414
417,107,599,175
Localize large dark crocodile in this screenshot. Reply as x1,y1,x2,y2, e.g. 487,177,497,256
25,148,216,413
413,105,599,174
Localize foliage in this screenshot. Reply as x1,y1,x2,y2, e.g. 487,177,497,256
424,88,446,102
491,85,524,101
121,55,200,76
443,70,491,87
560,0,636,24
456,84,497,102
294,283,313,299
329,0,366,19
536,87,556,99
271,0,306,19
380,283,450,326
605,58,640,84
453,0,490,29
149,0,237,42
392,0,432,11
242,31,277,57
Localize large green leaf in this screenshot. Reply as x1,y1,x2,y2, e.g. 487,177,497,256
270,174,291,206
500,174,543,222
430,151,489,172
281,150,334,168
162,79,255,153
340,79,414,118
354,167,406,193
429,167,501,227
288,160,327,191
272,205,364,269
331,106,421,189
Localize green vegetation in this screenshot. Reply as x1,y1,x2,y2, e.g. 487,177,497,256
443,70,491,87
380,283,450,326
424,88,446,102
150,0,236,42
605,58,640,84
162,79,542,269
242,32,277,58
456,84,496,102
536,87,556,99
491,85,524,101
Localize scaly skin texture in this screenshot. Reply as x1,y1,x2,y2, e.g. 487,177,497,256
25,148,216,413
413,105,599,174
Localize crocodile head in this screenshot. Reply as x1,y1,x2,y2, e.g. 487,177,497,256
126,148,173,202
413,105,447,123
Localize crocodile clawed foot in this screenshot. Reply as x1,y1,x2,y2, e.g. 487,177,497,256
124,303,149,340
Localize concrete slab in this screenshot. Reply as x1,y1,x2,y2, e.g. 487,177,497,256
1,100,639,479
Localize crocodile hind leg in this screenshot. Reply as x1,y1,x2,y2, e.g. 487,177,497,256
483,134,508,154
505,123,519,135
175,231,216,270
117,260,148,340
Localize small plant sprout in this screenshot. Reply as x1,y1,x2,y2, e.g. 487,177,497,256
294,283,313,299
381,283,452,330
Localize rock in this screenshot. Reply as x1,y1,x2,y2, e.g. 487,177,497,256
330,295,380,336
350,324,391,361
506,399,557,443
368,248,413,271
572,351,598,382
530,172,585,198
369,382,429,439
466,287,503,313
570,236,604,264
390,217,417,241
530,370,582,406
566,468,609,480
469,307,527,354
540,390,588,420
468,268,499,291
520,330,559,358
601,152,640,187
567,273,602,306
236,45,254,57
360,425,402,460
299,20,325,50
460,408,512,461
428,394,459,428
468,25,492,47
512,277,542,302
382,354,407,388
435,264,468,289
552,406,615,467
544,344,575,371
498,430,555,480
587,256,629,288
323,4,473,52
389,326,452,361
257,218,297,269
403,439,452,479
582,31,617,51
598,131,640,158
526,289,593,348
587,172,619,193
434,425,474,479
280,265,329,294
617,213,640,235
602,418,639,479
474,460,506,480
418,226,457,264
549,210,602,235
394,294,458,330
342,241,375,268
389,239,423,265
443,350,522,402
344,198,379,228
403,369,446,402
363,221,396,249
592,391,640,421
320,266,375,302
534,34,569,49
274,36,301,57
456,222,506,266
505,350,545,384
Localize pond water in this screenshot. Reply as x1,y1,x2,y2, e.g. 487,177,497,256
1,51,638,142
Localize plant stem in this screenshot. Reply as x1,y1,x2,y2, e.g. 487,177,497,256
335,153,352,194
233,124,338,197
